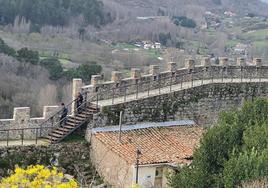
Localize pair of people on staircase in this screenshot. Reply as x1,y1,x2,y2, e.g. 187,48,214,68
59,92,83,127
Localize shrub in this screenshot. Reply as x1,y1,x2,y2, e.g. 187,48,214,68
0,165,78,188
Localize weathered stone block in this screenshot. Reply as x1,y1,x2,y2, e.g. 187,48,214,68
201,57,211,67
13,107,30,128
149,65,160,75
111,71,122,82
253,58,262,67
237,57,246,66
219,57,229,67
131,68,141,79
185,59,195,69
91,75,103,85
43,106,60,119
72,79,83,114
167,62,177,72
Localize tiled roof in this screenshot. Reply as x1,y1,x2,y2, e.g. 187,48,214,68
93,121,204,165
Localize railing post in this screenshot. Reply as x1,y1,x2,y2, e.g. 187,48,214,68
170,75,173,92
35,128,38,145
191,72,193,88
158,77,161,94
21,129,24,146
181,75,183,89
112,88,115,104
136,83,139,99
40,125,43,137
147,80,150,96
202,70,204,85
124,85,127,102
211,69,214,83
96,91,99,108
240,67,243,82
7,130,9,146
221,68,224,82
259,68,261,82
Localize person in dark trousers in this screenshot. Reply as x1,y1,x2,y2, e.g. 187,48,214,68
77,92,84,114
60,103,68,126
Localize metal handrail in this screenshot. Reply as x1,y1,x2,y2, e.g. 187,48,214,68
38,91,91,130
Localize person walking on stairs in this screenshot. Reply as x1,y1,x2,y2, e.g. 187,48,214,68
60,103,68,126
77,92,84,114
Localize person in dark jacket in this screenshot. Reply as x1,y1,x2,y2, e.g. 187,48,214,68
77,92,84,114
60,103,68,126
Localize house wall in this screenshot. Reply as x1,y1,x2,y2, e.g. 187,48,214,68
132,166,156,188
90,136,133,188
132,165,173,188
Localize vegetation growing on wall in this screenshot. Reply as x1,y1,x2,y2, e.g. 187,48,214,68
169,98,268,188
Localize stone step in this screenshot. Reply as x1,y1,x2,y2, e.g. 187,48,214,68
68,118,84,124
57,127,71,132
66,121,79,127
52,130,66,135
69,116,85,121
64,125,76,130
48,132,63,138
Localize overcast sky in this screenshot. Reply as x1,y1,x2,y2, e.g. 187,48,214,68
260,0,268,3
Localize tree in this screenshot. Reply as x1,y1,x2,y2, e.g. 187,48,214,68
169,99,268,188
17,48,39,65
159,33,171,46
0,38,16,57
64,63,102,82
40,58,63,80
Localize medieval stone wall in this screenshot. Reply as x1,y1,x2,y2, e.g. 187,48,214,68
0,106,59,140
90,82,268,127
80,58,268,102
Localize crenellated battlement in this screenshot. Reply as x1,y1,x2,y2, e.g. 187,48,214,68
77,57,268,103
0,106,59,140
1,56,268,143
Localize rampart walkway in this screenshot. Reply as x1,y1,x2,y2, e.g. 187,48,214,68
95,78,268,106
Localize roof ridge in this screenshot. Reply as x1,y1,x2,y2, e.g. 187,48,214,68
92,120,196,133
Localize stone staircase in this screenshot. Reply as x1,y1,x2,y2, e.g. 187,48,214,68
46,104,99,144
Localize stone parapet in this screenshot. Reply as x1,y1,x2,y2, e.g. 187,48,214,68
219,57,229,67
80,58,268,102
149,65,160,75
0,105,59,140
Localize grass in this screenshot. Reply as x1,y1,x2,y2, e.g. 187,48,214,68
225,40,241,48
241,29,268,41
62,134,86,143
116,43,136,49
253,40,268,48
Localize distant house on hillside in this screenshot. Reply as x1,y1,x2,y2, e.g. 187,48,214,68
234,43,248,55
89,120,204,188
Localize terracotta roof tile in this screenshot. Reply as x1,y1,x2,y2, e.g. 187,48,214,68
94,125,204,165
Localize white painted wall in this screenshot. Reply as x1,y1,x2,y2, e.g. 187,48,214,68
132,166,156,188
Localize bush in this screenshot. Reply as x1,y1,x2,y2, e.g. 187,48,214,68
169,99,268,188
40,58,64,80
172,16,197,28
0,38,16,57
64,63,102,82
0,165,78,188
17,48,39,65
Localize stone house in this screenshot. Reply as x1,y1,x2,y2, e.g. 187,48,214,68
89,120,204,188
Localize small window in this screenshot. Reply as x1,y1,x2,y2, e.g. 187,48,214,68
155,168,163,178
153,76,158,81
116,83,120,88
